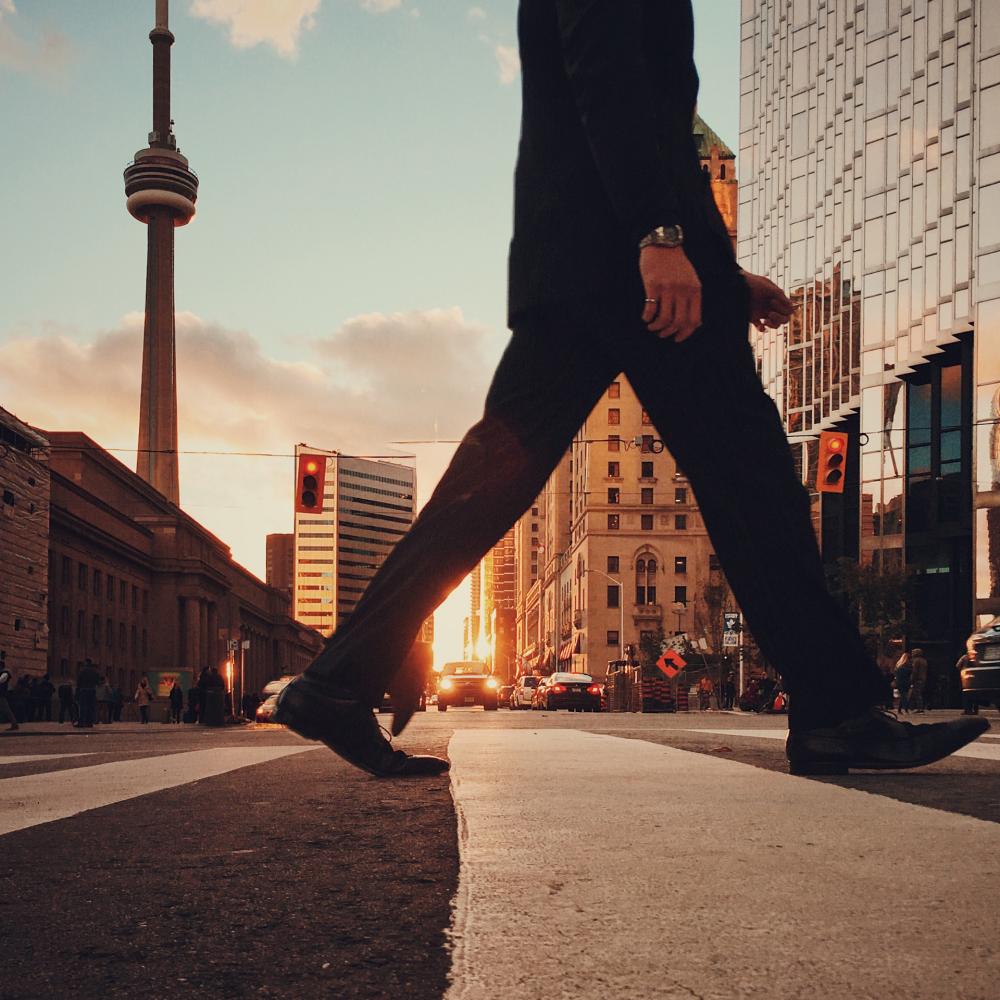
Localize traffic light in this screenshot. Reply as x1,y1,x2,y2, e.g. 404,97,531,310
295,454,327,513
817,431,848,494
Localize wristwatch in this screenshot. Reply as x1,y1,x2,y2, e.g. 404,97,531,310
639,224,685,250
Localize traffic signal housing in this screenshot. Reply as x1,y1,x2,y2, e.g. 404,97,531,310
817,431,848,494
295,454,327,513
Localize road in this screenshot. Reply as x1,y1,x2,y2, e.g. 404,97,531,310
0,709,997,999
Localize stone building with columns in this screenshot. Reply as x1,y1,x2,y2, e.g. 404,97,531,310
44,432,320,697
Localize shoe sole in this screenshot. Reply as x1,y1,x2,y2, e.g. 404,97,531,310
789,718,990,776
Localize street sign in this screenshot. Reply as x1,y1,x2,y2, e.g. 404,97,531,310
723,631,739,648
724,612,741,632
227,639,239,651
656,648,687,680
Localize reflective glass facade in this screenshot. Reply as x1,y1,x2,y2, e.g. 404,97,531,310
740,1,1000,673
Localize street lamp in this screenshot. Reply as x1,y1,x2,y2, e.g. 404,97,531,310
585,568,624,661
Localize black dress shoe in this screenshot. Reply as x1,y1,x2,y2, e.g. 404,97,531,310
274,676,449,778
786,707,990,776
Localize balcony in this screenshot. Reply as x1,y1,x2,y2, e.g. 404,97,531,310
632,604,663,621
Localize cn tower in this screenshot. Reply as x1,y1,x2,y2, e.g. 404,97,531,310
124,0,198,505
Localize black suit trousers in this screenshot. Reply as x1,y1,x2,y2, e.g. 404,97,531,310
306,271,884,732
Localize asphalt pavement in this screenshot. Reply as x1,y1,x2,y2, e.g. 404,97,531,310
1,708,997,999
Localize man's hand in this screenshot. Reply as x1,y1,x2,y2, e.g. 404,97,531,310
640,245,702,341
743,271,796,331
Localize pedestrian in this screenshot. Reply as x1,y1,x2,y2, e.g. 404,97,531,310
57,677,76,723
894,654,913,714
697,675,713,711
273,0,989,777
0,652,18,732
169,681,183,724
186,682,200,723
910,648,929,713
134,676,154,724
242,690,261,721
75,659,100,729
97,678,115,724
35,674,55,722
877,652,896,710
721,670,736,711
26,676,39,722
112,684,124,722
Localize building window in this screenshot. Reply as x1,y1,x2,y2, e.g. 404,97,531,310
607,630,620,646
78,564,87,591
119,623,127,651
608,488,620,504
607,556,619,573
608,461,620,477
674,586,687,605
531,523,538,533
641,409,652,425
608,435,621,452
91,616,100,644
608,381,621,398
76,610,84,639
60,606,70,636
93,569,101,597
675,556,687,574
675,514,687,530
641,488,653,504
142,629,148,656
131,624,138,654
608,408,620,425
675,488,688,504
636,558,658,604
132,585,139,610
709,553,721,571
641,461,654,478
641,435,654,453
641,514,653,530
143,590,149,614
531,506,539,516
106,618,113,648
107,575,115,601
61,556,71,585
120,581,127,606
607,586,620,608
608,514,620,530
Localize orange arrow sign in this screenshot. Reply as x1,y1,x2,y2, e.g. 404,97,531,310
656,649,687,679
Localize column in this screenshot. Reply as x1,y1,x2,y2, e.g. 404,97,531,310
199,601,209,670
183,597,201,675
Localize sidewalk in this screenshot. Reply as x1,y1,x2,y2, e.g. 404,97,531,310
1,721,250,737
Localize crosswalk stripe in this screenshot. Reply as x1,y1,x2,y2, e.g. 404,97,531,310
682,727,1000,761
0,746,315,837
0,754,94,765
446,729,1000,1000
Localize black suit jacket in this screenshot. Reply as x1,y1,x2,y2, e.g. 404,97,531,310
508,0,739,325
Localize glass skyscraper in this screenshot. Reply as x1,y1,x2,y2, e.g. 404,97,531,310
739,1,1000,687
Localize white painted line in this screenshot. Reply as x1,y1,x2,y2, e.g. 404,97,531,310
0,746,315,837
684,727,1000,761
0,754,93,765
446,730,1000,1000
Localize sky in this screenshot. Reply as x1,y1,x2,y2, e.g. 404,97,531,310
0,0,740,665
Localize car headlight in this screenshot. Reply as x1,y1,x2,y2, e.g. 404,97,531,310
486,677,498,689
440,678,453,691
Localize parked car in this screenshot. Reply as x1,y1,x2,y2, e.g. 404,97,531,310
498,684,514,708
536,672,602,712
962,618,1000,708
378,688,427,714
436,661,499,711
256,676,296,723
510,675,540,710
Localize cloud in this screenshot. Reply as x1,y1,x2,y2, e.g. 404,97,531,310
494,44,520,85
360,0,402,11
188,0,321,57
467,6,486,20
0,309,505,574
0,1,73,77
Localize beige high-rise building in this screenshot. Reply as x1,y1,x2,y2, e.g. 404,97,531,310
474,529,517,680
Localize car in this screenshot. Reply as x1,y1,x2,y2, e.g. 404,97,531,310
436,661,500,711
962,618,1000,708
498,684,514,708
510,675,540,710
378,689,427,714
536,672,603,712
255,676,296,723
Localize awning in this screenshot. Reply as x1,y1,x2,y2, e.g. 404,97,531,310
558,637,578,661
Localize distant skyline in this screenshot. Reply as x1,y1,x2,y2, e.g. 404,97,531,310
0,0,741,663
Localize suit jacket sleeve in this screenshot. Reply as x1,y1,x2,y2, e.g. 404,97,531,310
554,0,688,244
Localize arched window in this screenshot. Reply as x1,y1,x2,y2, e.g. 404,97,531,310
720,163,727,179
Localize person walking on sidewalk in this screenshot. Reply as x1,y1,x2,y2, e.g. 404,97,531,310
0,653,18,732
97,678,115,725
169,681,183,724
134,677,154,724
274,0,989,777
75,660,100,729
894,655,913,714
35,675,55,722
909,649,929,713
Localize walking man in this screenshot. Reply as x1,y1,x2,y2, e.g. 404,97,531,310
135,677,154,724
0,652,18,732
909,648,929,713
276,0,989,776
57,677,76,724
169,681,184,724
75,659,100,729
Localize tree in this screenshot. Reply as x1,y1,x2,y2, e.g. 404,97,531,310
638,626,666,672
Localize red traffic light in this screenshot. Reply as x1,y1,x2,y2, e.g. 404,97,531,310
295,454,327,513
817,431,849,494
